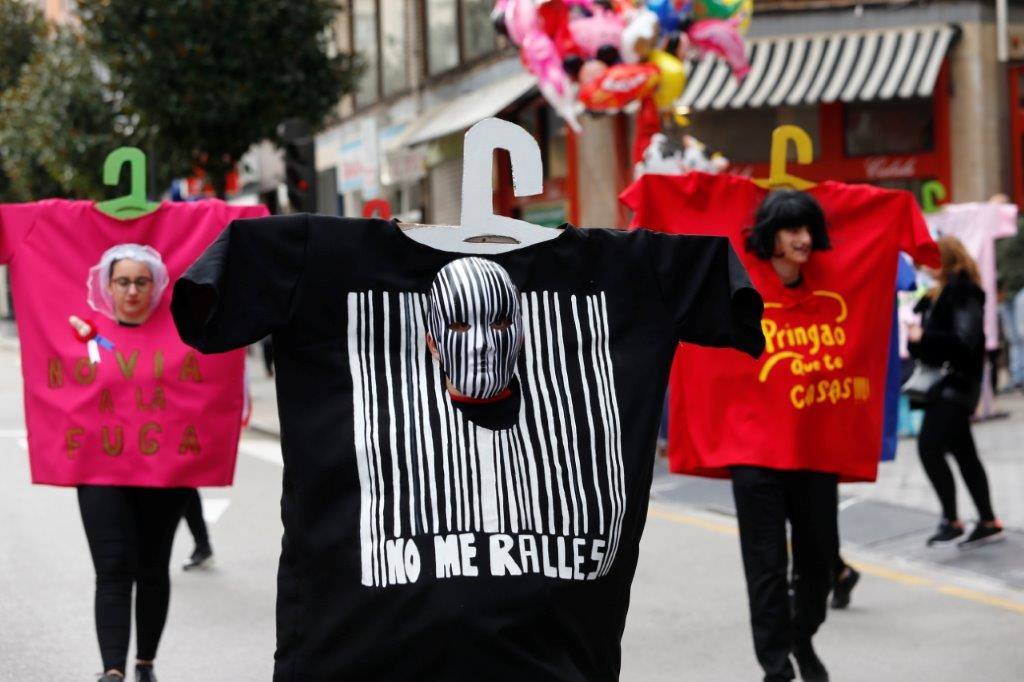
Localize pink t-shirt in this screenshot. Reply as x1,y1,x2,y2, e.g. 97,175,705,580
926,203,1018,351
0,199,267,487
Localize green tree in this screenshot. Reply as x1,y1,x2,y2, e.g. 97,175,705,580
0,29,142,200
77,0,361,196
0,0,45,92
0,0,50,200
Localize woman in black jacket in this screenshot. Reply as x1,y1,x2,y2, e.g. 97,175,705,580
908,236,1003,548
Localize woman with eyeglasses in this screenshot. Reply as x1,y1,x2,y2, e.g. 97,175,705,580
76,244,189,682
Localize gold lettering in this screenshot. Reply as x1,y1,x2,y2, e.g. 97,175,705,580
154,350,165,379
178,425,201,455
47,359,64,388
179,351,202,383
65,427,85,458
134,387,167,412
99,389,115,414
101,426,124,456
73,358,97,386
115,350,140,379
139,422,162,455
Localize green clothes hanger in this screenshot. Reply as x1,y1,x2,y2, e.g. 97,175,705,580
920,180,947,214
94,147,161,220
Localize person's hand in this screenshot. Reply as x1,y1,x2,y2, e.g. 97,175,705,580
907,324,923,343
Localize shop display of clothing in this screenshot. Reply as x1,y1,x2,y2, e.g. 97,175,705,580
171,214,763,680
621,172,939,482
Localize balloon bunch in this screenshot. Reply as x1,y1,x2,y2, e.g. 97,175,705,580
493,0,753,126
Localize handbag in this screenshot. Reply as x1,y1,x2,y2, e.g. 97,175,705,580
900,361,949,403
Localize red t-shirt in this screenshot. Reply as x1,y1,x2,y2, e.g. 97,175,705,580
620,172,939,481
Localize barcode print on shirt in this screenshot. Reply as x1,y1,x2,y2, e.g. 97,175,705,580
346,290,626,588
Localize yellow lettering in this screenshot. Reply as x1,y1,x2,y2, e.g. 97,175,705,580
820,325,835,347
794,327,808,346
807,326,820,355
761,319,778,354
154,350,165,379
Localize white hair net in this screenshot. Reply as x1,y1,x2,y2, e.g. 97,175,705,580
86,243,170,321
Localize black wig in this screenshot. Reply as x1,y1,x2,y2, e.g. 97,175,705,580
745,189,830,261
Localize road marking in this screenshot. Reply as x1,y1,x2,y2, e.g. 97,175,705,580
648,504,1024,616
838,496,862,511
648,506,737,536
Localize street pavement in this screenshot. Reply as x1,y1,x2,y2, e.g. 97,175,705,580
2,343,1023,681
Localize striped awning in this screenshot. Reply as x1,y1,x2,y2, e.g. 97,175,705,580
679,24,959,111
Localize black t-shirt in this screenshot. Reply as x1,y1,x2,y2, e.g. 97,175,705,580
171,215,763,681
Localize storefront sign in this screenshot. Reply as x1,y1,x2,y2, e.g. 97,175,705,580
863,156,917,179
338,119,380,197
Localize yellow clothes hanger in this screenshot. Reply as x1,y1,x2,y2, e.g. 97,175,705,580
752,125,817,191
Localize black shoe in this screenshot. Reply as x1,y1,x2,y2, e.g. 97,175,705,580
793,641,829,682
134,664,157,682
182,545,213,571
926,521,964,546
830,566,860,609
97,674,124,682
958,523,1004,550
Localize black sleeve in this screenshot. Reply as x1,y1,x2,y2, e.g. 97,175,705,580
910,294,984,368
643,230,765,358
171,214,308,353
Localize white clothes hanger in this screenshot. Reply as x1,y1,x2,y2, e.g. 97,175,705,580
403,117,563,255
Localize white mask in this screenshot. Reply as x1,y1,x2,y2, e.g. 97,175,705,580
427,258,524,399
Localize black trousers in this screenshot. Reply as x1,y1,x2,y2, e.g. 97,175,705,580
731,466,839,682
183,488,211,550
918,399,995,522
78,486,189,673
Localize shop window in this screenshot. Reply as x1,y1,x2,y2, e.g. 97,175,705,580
844,99,934,156
381,2,408,95
427,0,459,75
684,108,779,163
462,0,497,62
353,0,379,105
350,1,409,106
427,0,502,77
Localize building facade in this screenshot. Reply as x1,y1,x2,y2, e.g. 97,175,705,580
316,1,1024,230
